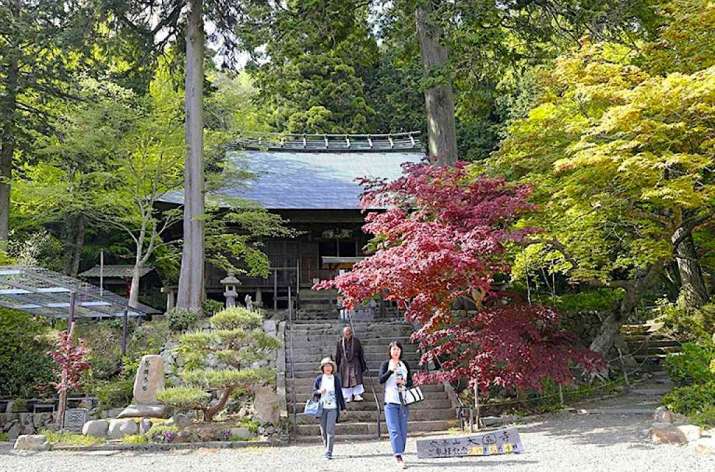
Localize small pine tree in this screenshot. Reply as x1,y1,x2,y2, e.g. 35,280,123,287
158,307,280,421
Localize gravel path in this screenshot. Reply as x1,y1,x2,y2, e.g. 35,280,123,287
3,377,713,472
2,409,712,472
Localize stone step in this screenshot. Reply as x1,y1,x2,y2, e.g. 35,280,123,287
288,398,453,412
286,377,438,389
292,407,455,424
293,419,458,436
287,352,421,364
288,360,420,373
286,384,446,398
287,334,413,344
286,344,419,355
288,392,451,406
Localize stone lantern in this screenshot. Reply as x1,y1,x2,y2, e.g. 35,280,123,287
221,273,240,308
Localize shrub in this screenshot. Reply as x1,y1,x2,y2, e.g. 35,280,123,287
121,434,148,445
656,300,715,342
692,405,715,428
0,309,54,398
42,430,104,446
146,424,179,443
94,377,134,411
662,381,715,417
156,387,210,412
203,299,225,317
665,342,715,387
159,307,279,421
167,308,199,332
0,432,9,442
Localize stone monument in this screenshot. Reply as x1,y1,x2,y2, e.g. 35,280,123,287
117,355,168,418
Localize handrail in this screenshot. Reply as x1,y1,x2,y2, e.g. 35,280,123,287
288,286,297,434
345,310,382,440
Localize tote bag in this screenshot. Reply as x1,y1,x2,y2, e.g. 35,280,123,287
399,386,424,406
303,398,323,417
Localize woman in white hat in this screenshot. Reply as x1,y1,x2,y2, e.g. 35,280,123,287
313,357,346,459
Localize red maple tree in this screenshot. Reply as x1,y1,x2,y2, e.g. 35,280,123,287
317,161,602,392
48,331,91,394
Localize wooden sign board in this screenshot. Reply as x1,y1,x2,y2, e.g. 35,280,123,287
63,408,88,433
416,428,524,459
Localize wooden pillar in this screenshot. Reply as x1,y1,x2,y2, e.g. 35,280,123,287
273,269,278,311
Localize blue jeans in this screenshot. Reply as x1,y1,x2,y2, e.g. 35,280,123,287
384,402,409,456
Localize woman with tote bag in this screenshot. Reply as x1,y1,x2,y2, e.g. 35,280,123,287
379,341,414,469
312,357,346,460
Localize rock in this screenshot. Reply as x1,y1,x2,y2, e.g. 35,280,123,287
265,426,276,435
653,406,673,424
107,419,139,439
176,431,192,443
82,420,109,438
693,436,715,456
6,422,21,440
229,427,253,440
116,355,167,419
139,418,153,435
14,435,49,451
117,404,167,419
650,423,688,445
253,385,280,425
676,424,701,442
173,413,192,428
33,412,52,429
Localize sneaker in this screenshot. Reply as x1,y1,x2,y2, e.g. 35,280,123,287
396,456,407,469
324,453,332,460
354,394,364,401
345,396,352,403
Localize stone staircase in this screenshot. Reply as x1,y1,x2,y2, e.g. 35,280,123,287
283,317,458,442
620,323,682,370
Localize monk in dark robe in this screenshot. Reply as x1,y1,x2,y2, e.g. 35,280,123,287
335,326,368,402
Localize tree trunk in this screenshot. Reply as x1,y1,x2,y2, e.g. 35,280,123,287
177,0,205,313
204,386,234,421
672,226,709,310
129,260,142,309
415,4,458,165
0,41,19,242
63,214,85,276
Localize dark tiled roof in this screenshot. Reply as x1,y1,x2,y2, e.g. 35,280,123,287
162,148,425,210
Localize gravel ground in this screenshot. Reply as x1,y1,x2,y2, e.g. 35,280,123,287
2,410,713,472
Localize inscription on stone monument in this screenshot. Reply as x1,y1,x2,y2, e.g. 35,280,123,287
64,408,88,432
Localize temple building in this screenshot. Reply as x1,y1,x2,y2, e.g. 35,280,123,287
160,132,424,310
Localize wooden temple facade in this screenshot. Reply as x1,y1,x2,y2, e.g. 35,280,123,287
161,132,424,309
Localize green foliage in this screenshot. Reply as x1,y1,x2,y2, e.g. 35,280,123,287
0,309,54,398
159,307,280,420
662,381,715,417
0,432,8,442
691,405,715,428
539,289,624,314
656,300,715,342
94,377,134,411
145,424,179,443
665,342,715,387
121,434,148,445
167,308,199,333
211,307,262,331
239,417,261,434
183,368,274,391
42,430,104,446
156,387,211,411
202,299,225,317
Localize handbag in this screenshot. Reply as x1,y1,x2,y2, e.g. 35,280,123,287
399,386,424,406
303,398,323,417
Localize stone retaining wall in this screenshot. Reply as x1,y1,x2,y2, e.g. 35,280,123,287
0,412,54,440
